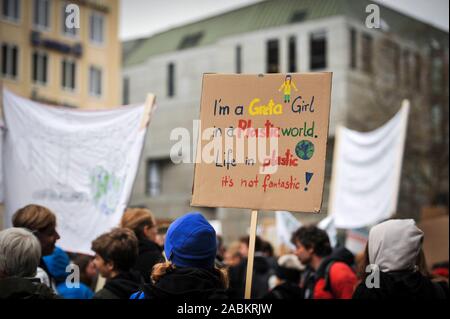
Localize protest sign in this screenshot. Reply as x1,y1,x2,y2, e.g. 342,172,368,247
192,73,332,213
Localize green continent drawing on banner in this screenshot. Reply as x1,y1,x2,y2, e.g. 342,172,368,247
90,166,123,215
295,140,315,160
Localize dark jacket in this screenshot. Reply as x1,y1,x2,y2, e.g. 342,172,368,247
228,255,274,299
93,270,143,299
134,239,164,283
0,277,57,299
263,282,304,299
353,271,449,299
136,267,228,300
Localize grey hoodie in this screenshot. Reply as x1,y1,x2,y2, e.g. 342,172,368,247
368,219,424,272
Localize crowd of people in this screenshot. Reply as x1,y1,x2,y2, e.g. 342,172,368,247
0,204,448,299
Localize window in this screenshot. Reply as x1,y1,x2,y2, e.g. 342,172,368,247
393,44,400,82
2,0,20,21
288,36,297,72
178,32,203,50
1,43,18,79
382,40,400,83
431,53,444,94
361,33,373,74
61,58,76,90
89,66,102,96
431,104,443,143
61,2,77,37
33,0,50,29
236,45,242,74
167,62,175,97
266,39,279,73
123,77,130,105
402,50,410,87
290,10,307,23
414,53,421,91
89,12,104,44
146,160,161,197
310,31,327,70
349,28,357,69
32,51,48,84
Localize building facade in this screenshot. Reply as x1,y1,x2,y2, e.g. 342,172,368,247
0,0,121,109
0,0,121,229
123,0,448,244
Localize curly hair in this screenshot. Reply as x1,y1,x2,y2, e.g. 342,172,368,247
291,225,332,257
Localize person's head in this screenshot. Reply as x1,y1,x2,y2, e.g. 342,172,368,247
261,240,274,258
291,225,332,266
285,75,292,83
91,228,138,279
121,207,157,242
238,235,263,258
224,241,242,267
156,225,168,248
72,253,97,287
367,219,423,273
0,228,41,278
275,254,305,284
216,235,225,259
12,204,60,256
164,212,217,269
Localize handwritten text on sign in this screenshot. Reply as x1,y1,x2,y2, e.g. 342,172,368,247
192,73,332,213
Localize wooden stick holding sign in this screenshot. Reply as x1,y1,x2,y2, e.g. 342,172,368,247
191,73,332,299
244,210,258,299
140,93,156,130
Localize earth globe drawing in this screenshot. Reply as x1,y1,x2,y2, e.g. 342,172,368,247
295,140,315,160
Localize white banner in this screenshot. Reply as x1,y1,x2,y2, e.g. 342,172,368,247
2,89,153,254
329,101,410,229
275,211,302,250
318,215,337,248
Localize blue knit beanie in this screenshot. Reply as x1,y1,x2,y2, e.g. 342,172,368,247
165,212,217,269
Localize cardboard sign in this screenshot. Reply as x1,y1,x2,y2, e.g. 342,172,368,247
191,73,332,213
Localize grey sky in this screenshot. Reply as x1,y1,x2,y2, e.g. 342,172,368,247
119,0,449,40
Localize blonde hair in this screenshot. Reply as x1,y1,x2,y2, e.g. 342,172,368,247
12,204,56,232
121,208,156,240
151,261,229,289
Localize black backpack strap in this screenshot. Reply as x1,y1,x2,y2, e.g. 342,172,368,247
323,261,335,293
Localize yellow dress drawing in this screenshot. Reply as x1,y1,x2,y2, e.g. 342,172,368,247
278,77,298,103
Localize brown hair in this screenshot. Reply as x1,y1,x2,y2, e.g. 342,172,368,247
91,228,138,272
151,261,229,289
121,208,156,241
12,204,56,232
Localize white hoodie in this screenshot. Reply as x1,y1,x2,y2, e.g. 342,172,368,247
368,219,424,273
